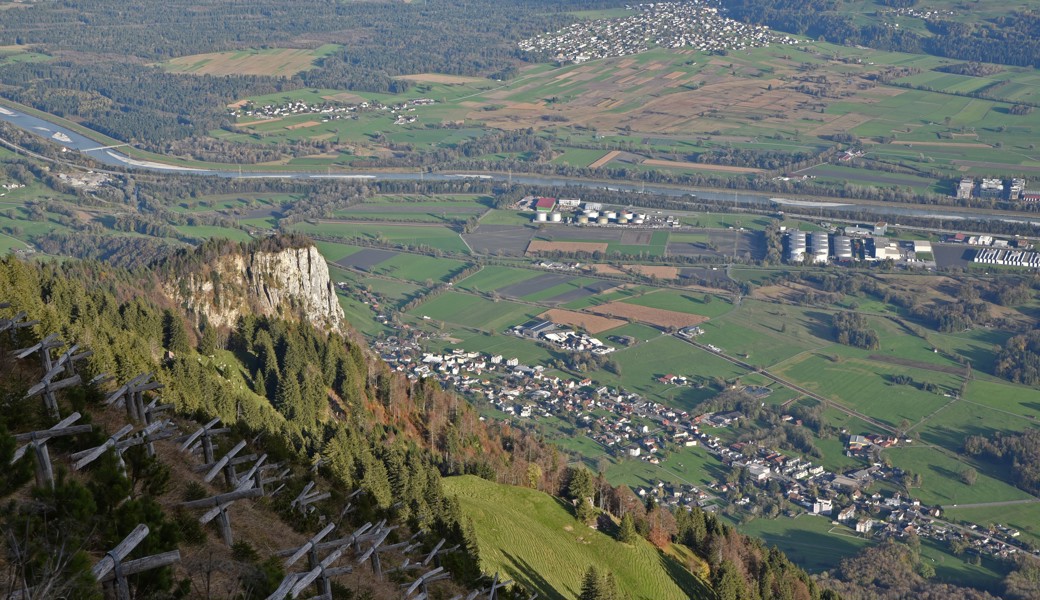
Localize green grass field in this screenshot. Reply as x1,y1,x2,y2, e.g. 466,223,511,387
289,221,470,254
945,503,1040,549
593,335,749,412
883,446,1032,506
174,225,253,242
443,475,711,600
409,292,539,332
736,515,869,573
365,253,470,283
622,289,735,319
773,354,961,429
456,265,544,292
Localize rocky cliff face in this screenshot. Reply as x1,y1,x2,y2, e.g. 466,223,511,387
168,244,345,335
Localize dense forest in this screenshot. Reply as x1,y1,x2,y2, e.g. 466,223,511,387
994,329,1040,386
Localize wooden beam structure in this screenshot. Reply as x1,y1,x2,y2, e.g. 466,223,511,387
0,310,39,341
71,420,174,471
105,373,164,424
89,524,181,600
12,412,93,488
181,487,263,547
13,334,70,418
176,417,228,464
290,481,331,515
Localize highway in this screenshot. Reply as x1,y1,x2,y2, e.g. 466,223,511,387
3,99,1040,227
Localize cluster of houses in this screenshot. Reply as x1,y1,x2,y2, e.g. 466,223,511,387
724,438,1038,560
367,328,1038,560
880,6,955,21
511,320,615,355
229,97,435,124
518,1,798,64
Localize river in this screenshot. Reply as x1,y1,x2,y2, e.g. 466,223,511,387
2,101,1038,226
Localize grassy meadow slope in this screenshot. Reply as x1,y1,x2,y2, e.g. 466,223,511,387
443,475,711,600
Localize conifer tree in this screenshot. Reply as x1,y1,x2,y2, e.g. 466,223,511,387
618,512,638,544
579,566,602,600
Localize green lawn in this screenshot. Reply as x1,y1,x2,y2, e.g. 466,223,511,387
444,475,711,600
605,444,726,489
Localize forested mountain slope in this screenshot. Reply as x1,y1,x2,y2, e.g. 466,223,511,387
0,237,842,599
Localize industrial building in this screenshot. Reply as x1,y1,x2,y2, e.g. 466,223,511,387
833,235,853,260
785,230,807,262
534,197,557,212
809,231,829,263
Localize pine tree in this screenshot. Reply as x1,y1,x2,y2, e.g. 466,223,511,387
579,566,602,600
618,512,637,544
161,309,190,354
198,319,217,355
712,560,747,600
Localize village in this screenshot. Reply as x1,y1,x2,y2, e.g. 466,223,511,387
518,1,798,64
228,97,435,124
363,323,1037,564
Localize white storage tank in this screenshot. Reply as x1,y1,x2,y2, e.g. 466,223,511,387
597,217,609,225
605,211,617,219
577,215,589,224
633,218,645,224
585,210,600,219
535,212,548,222
617,216,630,224
550,212,562,222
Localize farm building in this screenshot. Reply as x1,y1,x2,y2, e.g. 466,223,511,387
535,197,557,213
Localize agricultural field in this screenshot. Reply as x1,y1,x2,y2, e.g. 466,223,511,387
163,44,341,76
335,247,470,283
605,443,726,490
455,265,544,293
444,475,710,600
407,291,540,332
591,335,747,412
882,446,1031,507
621,288,734,319
287,221,471,254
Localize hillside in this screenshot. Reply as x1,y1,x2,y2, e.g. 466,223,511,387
443,475,711,600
